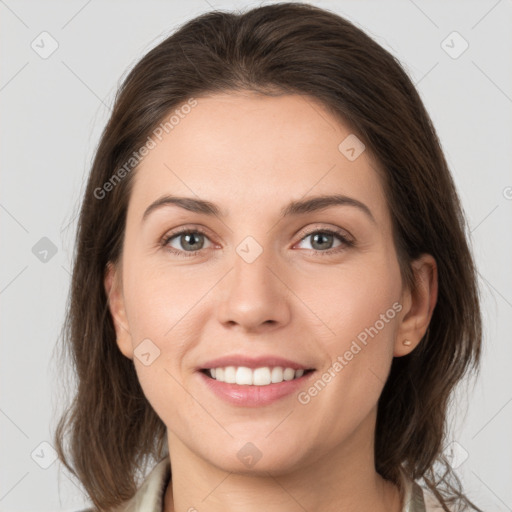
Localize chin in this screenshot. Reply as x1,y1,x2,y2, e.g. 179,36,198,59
204,440,308,477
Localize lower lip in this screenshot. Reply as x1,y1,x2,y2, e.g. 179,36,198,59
197,370,316,407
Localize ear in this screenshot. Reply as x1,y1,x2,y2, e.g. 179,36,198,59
104,261,134,360
394,254,438,357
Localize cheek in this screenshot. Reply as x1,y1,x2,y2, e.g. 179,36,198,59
121,258,215,402
122,265,199,423
122,254,208,340
295,258,401,408
296,255,402,345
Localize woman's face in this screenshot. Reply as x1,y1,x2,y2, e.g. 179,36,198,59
105,92,435,476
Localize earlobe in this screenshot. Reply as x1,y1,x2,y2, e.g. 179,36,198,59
394,254,438,357
104,261,134,360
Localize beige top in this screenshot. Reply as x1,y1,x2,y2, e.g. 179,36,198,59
78,456,445,511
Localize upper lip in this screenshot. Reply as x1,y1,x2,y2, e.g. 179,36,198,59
198,355,315,371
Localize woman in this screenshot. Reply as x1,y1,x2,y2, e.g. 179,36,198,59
54,3,483,511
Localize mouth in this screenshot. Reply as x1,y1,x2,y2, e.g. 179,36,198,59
197,366,317,407
199,367,316,386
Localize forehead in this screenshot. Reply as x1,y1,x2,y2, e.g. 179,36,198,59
128,92,388,224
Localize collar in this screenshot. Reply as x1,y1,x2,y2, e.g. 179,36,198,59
113,456,170,512
398,465,427,512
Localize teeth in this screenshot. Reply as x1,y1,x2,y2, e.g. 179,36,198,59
225,366,237,383
206,366,307,385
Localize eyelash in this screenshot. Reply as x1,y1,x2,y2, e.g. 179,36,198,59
160,226,355,259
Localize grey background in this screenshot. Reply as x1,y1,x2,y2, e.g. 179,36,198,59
1,0,511,511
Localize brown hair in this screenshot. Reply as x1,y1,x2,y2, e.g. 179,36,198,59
52,2,483,511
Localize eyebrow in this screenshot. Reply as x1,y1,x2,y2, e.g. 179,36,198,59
141,193,376,224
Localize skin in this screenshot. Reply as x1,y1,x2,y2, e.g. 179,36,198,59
104,92,438,512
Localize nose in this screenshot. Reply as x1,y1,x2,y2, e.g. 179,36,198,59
216,243,291,332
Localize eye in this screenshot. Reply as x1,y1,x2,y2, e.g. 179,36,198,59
161,228,213,258
295,228,354,255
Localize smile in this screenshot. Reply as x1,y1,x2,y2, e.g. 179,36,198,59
198,367,316,407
